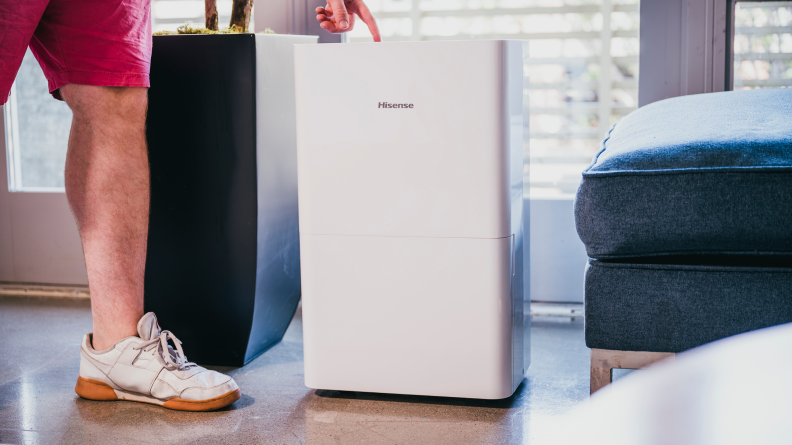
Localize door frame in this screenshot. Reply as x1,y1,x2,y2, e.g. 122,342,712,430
638,0,730,107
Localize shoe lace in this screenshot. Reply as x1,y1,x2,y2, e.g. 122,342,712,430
133,330,196,371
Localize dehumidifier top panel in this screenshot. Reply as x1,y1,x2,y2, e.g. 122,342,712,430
294,40,524,239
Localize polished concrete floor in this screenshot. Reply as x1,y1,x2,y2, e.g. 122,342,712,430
0,296,590,444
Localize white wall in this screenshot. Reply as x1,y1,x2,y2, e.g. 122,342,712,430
528,198,587,303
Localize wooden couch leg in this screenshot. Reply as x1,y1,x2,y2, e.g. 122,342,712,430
590,348,675,395
590,364,612,394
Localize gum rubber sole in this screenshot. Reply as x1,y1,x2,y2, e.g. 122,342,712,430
162,388,241,411
75,376,241,411
75,376,118,401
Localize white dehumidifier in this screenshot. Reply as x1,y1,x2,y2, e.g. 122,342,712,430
294,40,528,399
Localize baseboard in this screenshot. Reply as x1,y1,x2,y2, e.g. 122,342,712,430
530,302,584,318
0,282,90,299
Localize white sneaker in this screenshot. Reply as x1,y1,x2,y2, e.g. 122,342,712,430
75,312,241,411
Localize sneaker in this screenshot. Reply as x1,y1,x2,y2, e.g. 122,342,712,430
75,312,241,411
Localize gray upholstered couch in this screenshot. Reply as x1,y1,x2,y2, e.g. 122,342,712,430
574,89,792,393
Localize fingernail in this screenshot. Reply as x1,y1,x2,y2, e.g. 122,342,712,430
340,20,349,29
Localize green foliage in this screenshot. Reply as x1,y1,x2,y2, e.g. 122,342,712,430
153,22,275,36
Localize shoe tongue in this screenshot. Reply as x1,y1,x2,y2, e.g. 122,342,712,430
137,312,162,341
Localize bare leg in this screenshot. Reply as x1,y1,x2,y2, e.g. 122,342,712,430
60,85,150,351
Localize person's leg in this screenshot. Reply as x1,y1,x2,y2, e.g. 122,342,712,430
59,85,150,351
63,84,241,411
29,0,240,412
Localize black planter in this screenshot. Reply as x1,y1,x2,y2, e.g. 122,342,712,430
144,33,316,366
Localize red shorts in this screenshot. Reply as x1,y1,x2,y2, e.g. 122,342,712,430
0,0,151,104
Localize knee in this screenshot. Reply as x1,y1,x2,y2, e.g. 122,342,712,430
60,85,148,124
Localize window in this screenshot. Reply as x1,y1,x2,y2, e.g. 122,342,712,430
5,1,639,195
347,0,641,198
4,50,72,191
731,1,792,90
152,0,255,33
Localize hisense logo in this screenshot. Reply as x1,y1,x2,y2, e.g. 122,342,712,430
379,102,414,109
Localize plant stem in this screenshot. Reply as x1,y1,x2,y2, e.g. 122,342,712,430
229,0,253,31
205,0,218,30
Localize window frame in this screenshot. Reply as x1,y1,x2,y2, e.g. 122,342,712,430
3,84,22,192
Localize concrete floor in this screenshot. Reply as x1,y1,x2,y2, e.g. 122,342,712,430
0,296,590,445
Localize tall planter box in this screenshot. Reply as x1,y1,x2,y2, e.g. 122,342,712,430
145,34,317,366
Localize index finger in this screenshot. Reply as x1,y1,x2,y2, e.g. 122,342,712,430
354,0,381,42
326,0,350,29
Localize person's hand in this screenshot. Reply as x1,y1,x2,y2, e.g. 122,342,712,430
316,0,381,42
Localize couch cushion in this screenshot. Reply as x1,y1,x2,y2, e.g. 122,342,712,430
585,258,792,353
575,89,792,259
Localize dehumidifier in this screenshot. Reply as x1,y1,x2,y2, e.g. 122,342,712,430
295,40,528,399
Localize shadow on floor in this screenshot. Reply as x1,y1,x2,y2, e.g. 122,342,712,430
314,380,529,409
